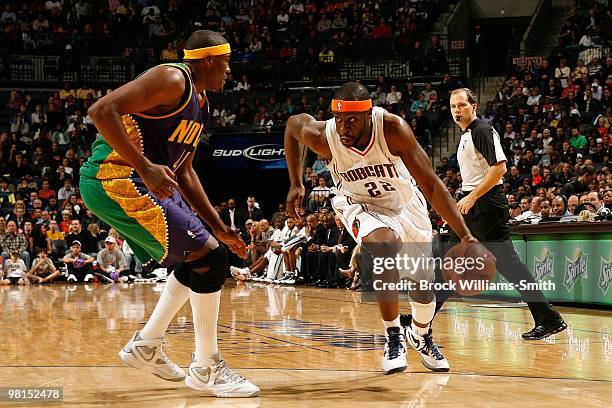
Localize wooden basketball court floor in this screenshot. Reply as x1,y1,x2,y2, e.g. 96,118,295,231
0,282,610,407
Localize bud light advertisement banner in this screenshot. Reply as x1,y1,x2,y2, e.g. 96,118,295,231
208,133,287,171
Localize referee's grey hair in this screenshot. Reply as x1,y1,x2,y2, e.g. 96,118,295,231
451,88,478,104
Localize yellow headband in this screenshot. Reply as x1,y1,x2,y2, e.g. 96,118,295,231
183,43,231,60
331,99,373,112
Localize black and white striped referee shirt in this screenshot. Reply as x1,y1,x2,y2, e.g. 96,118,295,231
457,119,507,191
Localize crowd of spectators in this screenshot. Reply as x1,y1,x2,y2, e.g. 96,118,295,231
1,1,609,289
0,81,145,284
0,0,453,88
209,73,458,145
555,0,610,57
214,193,359,289
433,100,612,228
1,78,103,284
4,65,607,288
0,69,449,288
434,0,611,230
1,0,455,147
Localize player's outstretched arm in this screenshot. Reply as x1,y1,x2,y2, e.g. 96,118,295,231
383,113,475,242
175,154,247,259
88,66,186,199
284,114,330,219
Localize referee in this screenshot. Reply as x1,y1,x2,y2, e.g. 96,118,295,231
440,88,565,340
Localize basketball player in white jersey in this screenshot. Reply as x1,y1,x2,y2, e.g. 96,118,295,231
284,82,477,374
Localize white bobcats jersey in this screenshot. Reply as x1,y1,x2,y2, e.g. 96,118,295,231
325,107,424,213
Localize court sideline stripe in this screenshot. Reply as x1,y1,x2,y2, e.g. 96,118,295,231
297,293,609,335
217,323,330,353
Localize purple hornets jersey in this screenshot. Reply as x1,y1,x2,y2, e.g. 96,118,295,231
81,63,210,179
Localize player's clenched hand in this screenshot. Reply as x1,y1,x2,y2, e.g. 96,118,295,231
214,226,247,259
140,162,178,200
460,234,478,244
286,185,305,220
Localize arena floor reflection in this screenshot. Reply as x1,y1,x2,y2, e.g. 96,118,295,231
0,282,610,407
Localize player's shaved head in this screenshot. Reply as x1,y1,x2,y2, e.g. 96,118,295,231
185,30,228,51
334,82,370,101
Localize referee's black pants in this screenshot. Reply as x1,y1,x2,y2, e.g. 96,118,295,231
434,186,560,324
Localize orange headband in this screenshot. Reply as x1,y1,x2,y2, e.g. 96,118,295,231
331,99,373,112
183,43,231,60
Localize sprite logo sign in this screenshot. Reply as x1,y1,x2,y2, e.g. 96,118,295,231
599,257,612,296
564,248,589,293
534,247,554,282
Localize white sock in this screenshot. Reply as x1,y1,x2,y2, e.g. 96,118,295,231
411,321,430,336
190,289,221,363
382,315,401,334
140,273,190,340
410,300,435,336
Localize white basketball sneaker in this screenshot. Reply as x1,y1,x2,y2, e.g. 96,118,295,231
405,325,450,372
230,266,251,281
382,327,407,375
283,272,296,285
278,272,296,284
119,331,186,381
84,273,94,282
185,352,260,398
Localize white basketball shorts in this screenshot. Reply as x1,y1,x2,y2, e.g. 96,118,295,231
331,193,434,283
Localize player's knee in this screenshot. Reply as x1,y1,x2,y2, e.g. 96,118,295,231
188,245,229,293
362,227,400,244
362,228,401,258
172,262,191,287
358,244,375,276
